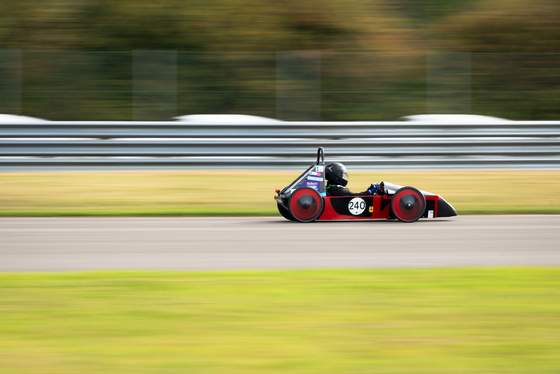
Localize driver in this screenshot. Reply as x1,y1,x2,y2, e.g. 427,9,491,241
325,162,383,196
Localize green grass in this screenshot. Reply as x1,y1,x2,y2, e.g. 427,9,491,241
1,170,560,216
0,268,559,373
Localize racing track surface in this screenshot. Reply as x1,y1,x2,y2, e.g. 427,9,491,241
1,215,560,272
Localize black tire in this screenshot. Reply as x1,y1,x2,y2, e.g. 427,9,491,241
288,187,324,223
277,202,295,221
391,186,426,223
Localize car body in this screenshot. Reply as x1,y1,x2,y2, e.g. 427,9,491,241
274,147,457,222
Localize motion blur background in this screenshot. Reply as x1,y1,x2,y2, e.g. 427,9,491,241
2,3,560,373
1,0,559,121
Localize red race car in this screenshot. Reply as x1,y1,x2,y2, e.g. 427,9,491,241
274,147,457,223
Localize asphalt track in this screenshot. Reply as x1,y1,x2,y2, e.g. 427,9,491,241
1,215,559,272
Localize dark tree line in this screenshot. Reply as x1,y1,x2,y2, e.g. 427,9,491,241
0,0,559,120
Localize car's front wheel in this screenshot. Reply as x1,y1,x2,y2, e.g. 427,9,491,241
391,186,426,223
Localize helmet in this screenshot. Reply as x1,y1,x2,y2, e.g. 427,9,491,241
325,162,349,187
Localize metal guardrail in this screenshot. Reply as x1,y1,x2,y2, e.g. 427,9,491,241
1,120,560,170
2,121,560,138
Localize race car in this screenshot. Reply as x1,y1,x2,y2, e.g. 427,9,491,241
274,147,457,222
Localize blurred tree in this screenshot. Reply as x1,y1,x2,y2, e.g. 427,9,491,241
430,0,560,119
432,0,560,53
0,0,558,120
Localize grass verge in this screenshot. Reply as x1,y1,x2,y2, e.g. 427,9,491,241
0,268,559,373
1,170,559,216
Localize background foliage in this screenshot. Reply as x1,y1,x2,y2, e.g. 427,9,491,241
0,0,559,120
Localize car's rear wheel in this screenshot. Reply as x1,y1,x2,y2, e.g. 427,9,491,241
288,187,324,223
391,186,426,223
277,202,295,221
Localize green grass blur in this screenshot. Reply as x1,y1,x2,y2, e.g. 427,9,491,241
1,170,559,216
0,268,559,373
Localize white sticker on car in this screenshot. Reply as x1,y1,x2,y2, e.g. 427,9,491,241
348,197,366,216
308,176,323,182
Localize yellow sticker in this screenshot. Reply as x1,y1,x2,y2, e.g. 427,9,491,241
369,206,374,213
